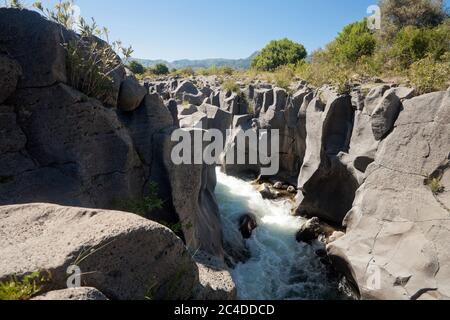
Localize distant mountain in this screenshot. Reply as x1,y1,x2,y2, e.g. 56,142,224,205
130,52,258,70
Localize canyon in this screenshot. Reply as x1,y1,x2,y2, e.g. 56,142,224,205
1,7,449,300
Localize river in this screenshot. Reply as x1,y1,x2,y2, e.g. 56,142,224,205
215,169,344,300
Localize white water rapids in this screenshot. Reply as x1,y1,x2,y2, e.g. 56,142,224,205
215,168,343,300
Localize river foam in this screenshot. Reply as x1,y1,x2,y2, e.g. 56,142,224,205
215,168,343,300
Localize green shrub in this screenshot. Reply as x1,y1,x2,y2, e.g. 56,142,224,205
33,1,133,106
272,65,295,91
114,182,164,217
0,272,49,301
127,61,145,75
409,53,450,93
295,53,351,93
427,177,445,194
391,26,432,67
221,80,241,94
2,0,25,9
331,19,377,64
252,38,307,71
172,67,195,77
150,63,169,76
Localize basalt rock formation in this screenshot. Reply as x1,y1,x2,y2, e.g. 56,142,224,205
2,6,450,301
0,8,232,300
151,74,449,300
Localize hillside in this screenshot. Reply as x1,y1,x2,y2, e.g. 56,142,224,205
131,52,258,70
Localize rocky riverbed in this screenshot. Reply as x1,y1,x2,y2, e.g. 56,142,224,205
1,7,449,300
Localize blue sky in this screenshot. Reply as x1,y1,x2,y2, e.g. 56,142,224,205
37,0,447,61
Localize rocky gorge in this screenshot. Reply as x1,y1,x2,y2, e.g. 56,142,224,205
1,7,449,301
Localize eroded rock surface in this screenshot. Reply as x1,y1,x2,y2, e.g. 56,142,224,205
0,204,199,300
328,91,450,300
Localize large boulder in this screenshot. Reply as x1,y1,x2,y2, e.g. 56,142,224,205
364,85,393,115
239,213,258,239
328,91,450,300
118,74,147,112
0,8,67,88
221,115,260,176
295,92,357,224
1,84,145,208
0,54,22,104
371,89,401,141
32,287,108,301
200,103,233,146
174,81,199,102
0,204,199,300
296,217,323,244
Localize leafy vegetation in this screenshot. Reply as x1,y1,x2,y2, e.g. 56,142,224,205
330,19,377,64
252,38,307,71
221,79,241,94
149,63,170,75
31,1,133,106
409,52,450,93
114,182,164,217
171,67,195,77
271,65,296,91
428,177,445,195
0,272,50,301
127,60,145,75
197,65,235,76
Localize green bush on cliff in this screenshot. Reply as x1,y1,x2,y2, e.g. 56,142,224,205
31,1,133,106
221,79,241,94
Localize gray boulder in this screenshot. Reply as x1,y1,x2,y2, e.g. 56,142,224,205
166,99,179,126
371,89,401,141
174,81,199,102
32,287,108,301
296,217,323,243
0,204,199,300
364,84,393,115
239,213,258,239
160,130,225,259
0,54,22,104
118,74,147,112
391,86,416,100
0,8,67,88
221,115,260,176
1,84,145,208
201,104,233,146
177,104,199,117
295,93,357,224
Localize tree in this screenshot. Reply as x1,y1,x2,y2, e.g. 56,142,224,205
151,63,169,75
127,61,145,75
379,0,448,40
251,38,307,71
330,19,377,64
